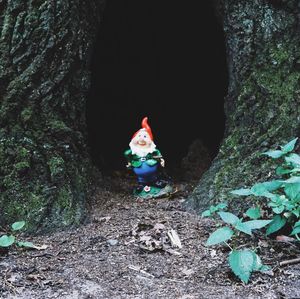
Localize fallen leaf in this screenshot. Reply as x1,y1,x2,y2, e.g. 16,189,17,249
182,268,195,276
165,248,182,256
32,244,48,250
276,235,296,243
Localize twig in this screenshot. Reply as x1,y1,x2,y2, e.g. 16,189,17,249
128,265,155,278
166,278,186,283
167,230,182,249
224,241,233,251
279,257,300,267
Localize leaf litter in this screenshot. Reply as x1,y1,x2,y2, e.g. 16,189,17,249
0,173,300,298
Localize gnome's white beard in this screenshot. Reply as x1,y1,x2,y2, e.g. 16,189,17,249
129,141,157,157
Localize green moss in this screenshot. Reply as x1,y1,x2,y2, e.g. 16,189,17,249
47,119,71,132
25,192,47,225
14,161,30,172
52,185,82,227
3,199,24,222
0,0,103,233
16,147,30,160
2,174,20,189
21,108,33,123
254,68,300,99
189,37,300,213
48,156,65,178
57,186,72,208
269,46,290,65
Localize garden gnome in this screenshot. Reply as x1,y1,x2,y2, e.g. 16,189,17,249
124,117,171,198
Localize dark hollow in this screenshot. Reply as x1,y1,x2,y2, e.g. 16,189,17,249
87,0,228,171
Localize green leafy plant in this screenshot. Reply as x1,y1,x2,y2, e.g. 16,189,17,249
0,221,36,249
231,137,300,238
201,202,228,217
203,210,271,283
203,138,300,284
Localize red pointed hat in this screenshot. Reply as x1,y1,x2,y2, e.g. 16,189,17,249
132,117,153,140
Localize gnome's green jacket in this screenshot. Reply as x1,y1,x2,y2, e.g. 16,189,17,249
124,149,162,168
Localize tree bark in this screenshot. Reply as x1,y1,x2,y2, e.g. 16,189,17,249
0,0,104,231
187,0,300,213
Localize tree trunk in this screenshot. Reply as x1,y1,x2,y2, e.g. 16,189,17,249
0,1,104,231
187,0,300,212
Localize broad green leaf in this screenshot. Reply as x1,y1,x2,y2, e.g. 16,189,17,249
11,221,25,231
285,153,300,167
251,184,267,196
210,206,218,213
293,220,300,227
235,221,252,235
230,189,252,196
206,227,234,246
281,138,298,153
290,226,300,236
266,215,287,235
261,181,283,192
292,209,300,217
284,183,300,201
218,212,239,225
252,252,263,271
281,176,300,184
262,192,278,201
251,181,282,196
252,252,270,272
245,207,261,219
242,220,272,230
290,220,300,236
216,202,228,210
262,150,285,159
201,210,211,217
272,206,285,214
259,265,271,272
276,166,292,175
17,241,35,248
229,249,255,283
0,235,15,247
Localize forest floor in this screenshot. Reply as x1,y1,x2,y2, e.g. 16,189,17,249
1,172,300,299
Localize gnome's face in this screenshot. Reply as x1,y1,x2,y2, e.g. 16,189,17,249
129,129,156,157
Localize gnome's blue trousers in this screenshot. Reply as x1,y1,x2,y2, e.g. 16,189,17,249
133,162,158,184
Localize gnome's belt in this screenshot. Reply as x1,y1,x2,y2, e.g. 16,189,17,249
139,155,162,162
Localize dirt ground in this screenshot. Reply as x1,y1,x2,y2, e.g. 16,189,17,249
1,173,300,299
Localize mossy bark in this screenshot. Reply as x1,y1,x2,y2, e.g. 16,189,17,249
187,0,300,213
0,1,104,231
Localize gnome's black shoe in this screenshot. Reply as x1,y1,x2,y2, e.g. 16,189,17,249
153,179,167,188
135,184,145,193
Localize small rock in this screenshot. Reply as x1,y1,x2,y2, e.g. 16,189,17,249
107,239,118,246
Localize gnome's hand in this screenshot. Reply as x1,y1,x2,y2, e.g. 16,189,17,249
126,162,132,168
160,158,165,168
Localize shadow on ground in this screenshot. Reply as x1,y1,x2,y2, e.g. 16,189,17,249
1,174,300,299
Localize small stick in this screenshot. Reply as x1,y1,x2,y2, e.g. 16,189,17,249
167,230,182,249
128,265,155,278
279,257,300,267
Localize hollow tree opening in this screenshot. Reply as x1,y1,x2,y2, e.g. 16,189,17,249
1,0,299,231
87,0,228,175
